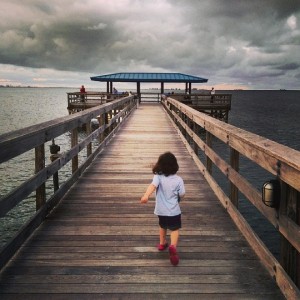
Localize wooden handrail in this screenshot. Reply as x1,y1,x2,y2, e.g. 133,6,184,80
67,92,129,106
0,95,137,270
162,96,300,299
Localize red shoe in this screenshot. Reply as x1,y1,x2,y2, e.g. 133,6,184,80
169,245,179,266
157,242,168,251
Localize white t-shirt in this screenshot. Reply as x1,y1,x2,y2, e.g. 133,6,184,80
151,174,185,216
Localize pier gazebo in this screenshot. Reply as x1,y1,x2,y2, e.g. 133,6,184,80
67,72,231,122
90,72,208,96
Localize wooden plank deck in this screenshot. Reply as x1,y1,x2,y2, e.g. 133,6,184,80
0,103,284,299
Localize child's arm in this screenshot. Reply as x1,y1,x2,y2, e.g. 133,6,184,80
178,193,185,202
140,184,156,204
178,194,185,202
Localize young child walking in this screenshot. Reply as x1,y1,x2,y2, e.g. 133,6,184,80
140,152,185,266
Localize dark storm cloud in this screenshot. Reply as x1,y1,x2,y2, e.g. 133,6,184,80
276,63,300,70
0,1,126,72
0,0,300,89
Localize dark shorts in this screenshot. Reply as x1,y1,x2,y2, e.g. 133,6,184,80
158,214,181,231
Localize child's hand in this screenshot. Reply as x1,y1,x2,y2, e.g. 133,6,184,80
140,184,155,204
140,196,148,204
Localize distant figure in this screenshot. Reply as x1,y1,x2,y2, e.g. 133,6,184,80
80,85,86,102
210,87,215,102
80,85,86,93
113,87,118,94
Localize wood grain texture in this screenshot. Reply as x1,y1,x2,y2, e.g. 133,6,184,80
0,103,284,299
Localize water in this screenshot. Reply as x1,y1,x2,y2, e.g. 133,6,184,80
229,90,300,151
0,88,300,254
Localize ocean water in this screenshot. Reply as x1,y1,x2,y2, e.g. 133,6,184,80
0,88,299,254
229,90,300,151
0,87,78,134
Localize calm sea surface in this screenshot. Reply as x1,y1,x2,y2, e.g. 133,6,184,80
0,88,299,254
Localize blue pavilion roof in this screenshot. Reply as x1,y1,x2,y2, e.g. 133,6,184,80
90,72,208,83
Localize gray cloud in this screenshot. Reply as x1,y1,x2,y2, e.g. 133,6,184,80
276,63,300,70
0,0,300,89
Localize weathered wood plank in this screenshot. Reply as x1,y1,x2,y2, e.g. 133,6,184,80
0,103,284,299
0,294,284,300
0,282,279,294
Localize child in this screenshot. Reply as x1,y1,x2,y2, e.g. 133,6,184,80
140,152,185,266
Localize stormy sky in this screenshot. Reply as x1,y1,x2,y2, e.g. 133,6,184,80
0,0,300,89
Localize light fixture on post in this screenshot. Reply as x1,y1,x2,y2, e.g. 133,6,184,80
262,179,281,208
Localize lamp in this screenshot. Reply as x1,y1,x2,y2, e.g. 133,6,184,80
50,139,60,154
262,179,280,208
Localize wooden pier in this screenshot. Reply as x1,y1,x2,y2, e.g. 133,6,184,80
0,96,299,299
67,91,231,122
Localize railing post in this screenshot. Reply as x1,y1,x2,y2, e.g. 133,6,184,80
98,114,105,143
193,121,199,155
86,121,92,157
49,139,60,192
105,111,111,135
181,111,186,138
112,109,116,131
279,182,300,287
71,128,78,173
186,115,191,146
230,147,239,208
206,131,212,174
35,144,46,210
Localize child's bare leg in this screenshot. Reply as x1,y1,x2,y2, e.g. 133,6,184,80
159,227,167,245
170,229,179,247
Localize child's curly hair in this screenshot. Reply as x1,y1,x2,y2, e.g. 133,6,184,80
152,152,179,176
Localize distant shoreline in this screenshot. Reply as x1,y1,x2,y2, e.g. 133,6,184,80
0,85,77,89
0,86,297,91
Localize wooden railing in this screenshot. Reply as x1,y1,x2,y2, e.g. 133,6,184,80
0,95,137,270
162,96,300,299
171,93,232,107
67,92,129,107
139,92,161,102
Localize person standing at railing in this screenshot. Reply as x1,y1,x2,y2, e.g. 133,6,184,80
210,87,215,102
80,85,86,102
140,152,185,266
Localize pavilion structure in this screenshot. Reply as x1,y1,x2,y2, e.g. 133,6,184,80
90,72,208,95
69,72,231,122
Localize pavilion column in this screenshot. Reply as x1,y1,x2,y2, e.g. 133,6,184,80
189,82,192,94
137,82,141,103
106,81,109,93
110,82,113,93
185,83,188,93
161,82,164,94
